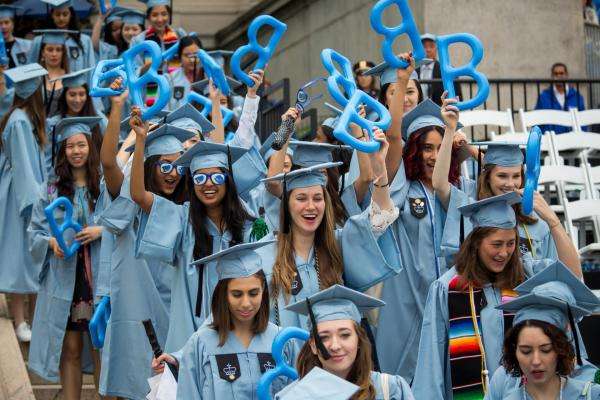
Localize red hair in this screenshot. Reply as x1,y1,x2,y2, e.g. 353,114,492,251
403,126,461,186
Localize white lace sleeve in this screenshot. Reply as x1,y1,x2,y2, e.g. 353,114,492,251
369,201,399,235
230,95,260,149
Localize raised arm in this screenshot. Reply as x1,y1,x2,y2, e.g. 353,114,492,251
352,105,374,204
432,93,459,209
208,79,225,144
129,107,154,213
386,53,415,182
266,107,299,198
100,79,128,198
229,70,263,149
91,10,105,53
369,128,394,211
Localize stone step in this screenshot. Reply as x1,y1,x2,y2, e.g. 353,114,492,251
32,384,99,400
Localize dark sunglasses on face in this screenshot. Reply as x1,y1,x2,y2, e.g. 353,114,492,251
155,161,186,176
192,172,228,186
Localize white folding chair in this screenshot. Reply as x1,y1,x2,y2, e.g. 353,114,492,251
563,199,600,255
459,109,516,135
519,108,577,134
573,108,600,133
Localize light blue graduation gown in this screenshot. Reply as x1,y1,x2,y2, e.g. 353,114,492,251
9,37,31,67
495,378,600,400
27,183,100,382
412,259,555,400
97,179,170,400
373,163,462,380
166,67,192,111
29,33,96,72
256,204,401,330
0,108,46,293
371,372,414,399
486,361,599,400
440,184,558,262
96,40,118,61
136,195,254,353
177,323,293,400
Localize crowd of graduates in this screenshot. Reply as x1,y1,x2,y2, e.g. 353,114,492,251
1,1,600,399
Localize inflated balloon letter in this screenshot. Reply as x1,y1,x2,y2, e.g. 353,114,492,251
186,91,234,127
89,59,127,98
523,126,542,215
257,327,310,400
370,0,425,68
99,0,118,15
89,297,111,349
197,49,232,96
230,15,287,87
122,40,170,120
436,33,489,110
44,196,82,259
334,90,392,153
0,32,8,66
321,48,357,107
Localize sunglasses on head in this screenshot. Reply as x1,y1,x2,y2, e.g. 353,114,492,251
155,161,186,176
192,172,228,186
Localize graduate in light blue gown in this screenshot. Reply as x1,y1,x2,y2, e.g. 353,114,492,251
275,367,359,400
132,114,264,352
90,6,127,62
412,192,584,400
28,117,105,394
167,241,294,400
485,261,600,400
0,63,48,342
286,285,414,400
45,68,108,178
97,112,191,399
0,5,31,69
434,134,557,262
166,35,204,111
258,128,401,331
32,1,96,73
33,29,70,118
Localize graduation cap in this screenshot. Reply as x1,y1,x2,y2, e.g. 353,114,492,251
289,140,351,168
498,260,600,365
40,0,73,8
34,29,78,45
105,6,128,24
190,240,276,280
4,63,47,99
261,162,342,233
472,141,525,168
285,284,385,360
364,60,419,87
399,98,463,142
0,5,22,19
208,50,234,69
54,116,102,143
191,75,242,96
274,367,359,400
165,103,215,136
458,192,521,230
125,124,195,158
137,0,170,9
259,132,294,162
49,67,92,88
116,8,146,26
173,141,248,174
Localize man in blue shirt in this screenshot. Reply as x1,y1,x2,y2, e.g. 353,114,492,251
535,62,585,134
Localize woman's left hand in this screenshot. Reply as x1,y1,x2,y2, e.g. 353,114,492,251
74,226,103,245
129,106,148,138
368,128,389,181
246,69,264,98
441,91,460,131
516,189,561,227
396,52,415,82
453,130,468,149
208,78,221,101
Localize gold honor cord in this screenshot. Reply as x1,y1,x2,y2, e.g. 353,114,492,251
469,284,489,394
521,223,537,259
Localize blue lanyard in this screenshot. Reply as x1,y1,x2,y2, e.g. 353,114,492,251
418,181,440,279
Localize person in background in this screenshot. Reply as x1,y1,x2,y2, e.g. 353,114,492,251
535,62,586,134
91,6,126,61
0,5,31,68
415,33,462,106
166,34,204,111
36,30,69,118
353,60,379,100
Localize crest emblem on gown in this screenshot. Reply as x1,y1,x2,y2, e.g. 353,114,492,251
519,236,532,256
173,86,184,100
258,353,276,373
409,197,427,219
291,270,303,295
69,46,80,60
216,354,241,382
16,52,27,65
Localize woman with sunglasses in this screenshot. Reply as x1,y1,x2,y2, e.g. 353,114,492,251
130,101,265,353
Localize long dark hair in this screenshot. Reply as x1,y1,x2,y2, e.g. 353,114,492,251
143,154,188,204
0,89,46,150
210,270,270,346
54,134,101,211
38,43,69,74
57,84,103,155
187,168,252,259
325,167,348,226
103,21,127,53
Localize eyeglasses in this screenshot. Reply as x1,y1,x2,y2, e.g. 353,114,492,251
192,172,227,186
155,161,186,176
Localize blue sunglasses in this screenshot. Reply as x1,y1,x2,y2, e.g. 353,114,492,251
155,161,186,176
192,172,228,186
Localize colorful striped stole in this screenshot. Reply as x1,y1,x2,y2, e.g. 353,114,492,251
447,275,518,400
143,27,181,107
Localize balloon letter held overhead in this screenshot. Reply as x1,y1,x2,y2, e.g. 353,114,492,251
230,15,287,87
89,59,127,98
257,327,310,400
523,126,542,215
122,40,170,120
436,33,490,110
99,0,118,15
197,49,233,96
186,91,235,128
320,48,357,107
44,196,82,260
370,0,425,68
